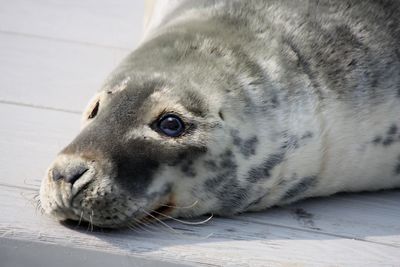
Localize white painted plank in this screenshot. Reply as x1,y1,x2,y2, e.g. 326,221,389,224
0,0,144,49
0,238,191,267
0,103,80,188
1,185,399,267
240,191,400,247
0,33,128,111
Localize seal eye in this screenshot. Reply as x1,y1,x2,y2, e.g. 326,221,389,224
157,114,185,137
88,101,99,119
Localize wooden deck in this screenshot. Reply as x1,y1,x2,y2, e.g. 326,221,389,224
0,1,399,266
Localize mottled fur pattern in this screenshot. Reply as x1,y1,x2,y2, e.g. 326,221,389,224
40,0,400,228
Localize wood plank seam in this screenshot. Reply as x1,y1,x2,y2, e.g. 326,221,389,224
0,30,132,51
0,99,82,114
235,217,400,249
0,183,40,192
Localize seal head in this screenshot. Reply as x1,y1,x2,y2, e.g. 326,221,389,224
39,23,270,227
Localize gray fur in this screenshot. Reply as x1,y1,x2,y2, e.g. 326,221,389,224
231,129,259,157
40,0,400,228
281,176,318,203
372,124,400,147
247,153,285,183
204,150,238,190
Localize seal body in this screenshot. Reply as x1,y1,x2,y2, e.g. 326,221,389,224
40,0,400,228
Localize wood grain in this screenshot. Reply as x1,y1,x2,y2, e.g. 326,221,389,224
0,0,144,49
0,33,129,112
1,1,399,266
0,104,79,188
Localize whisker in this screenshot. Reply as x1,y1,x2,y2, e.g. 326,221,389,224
151,210,214,225
86,219,91,232
77,211,84,227
23,178,41,188
132,214,157,230
87,210,94,232
34,200,39,214
36,200,42,214
20,191,44,215
24,177,41,184
90,210,94,232
145,211,215,239
126,222,142,234
20,193,32,206
141,209,180,234
161,200,199,209
141,217,164,232
20,191,36,200
21,191,38,196
130,218,154,234
36,198,45,215
127,220,156,235
137,215,164,233
110,207,152,234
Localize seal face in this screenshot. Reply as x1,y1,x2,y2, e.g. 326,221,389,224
40,0,400,228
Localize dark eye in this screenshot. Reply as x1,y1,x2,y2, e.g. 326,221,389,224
157,114,185,137
88,101,99,119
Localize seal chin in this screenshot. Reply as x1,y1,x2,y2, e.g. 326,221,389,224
57,203,175,230
63,199,174,229
41,189,173,229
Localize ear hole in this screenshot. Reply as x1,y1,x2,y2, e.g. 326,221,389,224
88,101,99,119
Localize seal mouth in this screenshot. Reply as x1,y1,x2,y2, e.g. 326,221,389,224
70,180,92,203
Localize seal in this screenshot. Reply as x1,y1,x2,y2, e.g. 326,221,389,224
40,0,400,228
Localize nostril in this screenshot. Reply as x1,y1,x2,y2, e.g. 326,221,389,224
51,168,63,182
51,164,89,185
65,167,89,184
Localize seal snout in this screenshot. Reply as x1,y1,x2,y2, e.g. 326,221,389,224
51,160,89,185
48,154,94,190
42,154,97,209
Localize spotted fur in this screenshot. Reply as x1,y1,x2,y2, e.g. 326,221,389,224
40,0,400,228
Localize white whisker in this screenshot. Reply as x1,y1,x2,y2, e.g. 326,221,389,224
129,219,154,234
23,178,41,188
141,209,180,234
77,211,84,227
151,210,214,225
89,210,94,232
126,222,143,234
161,200,199,209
